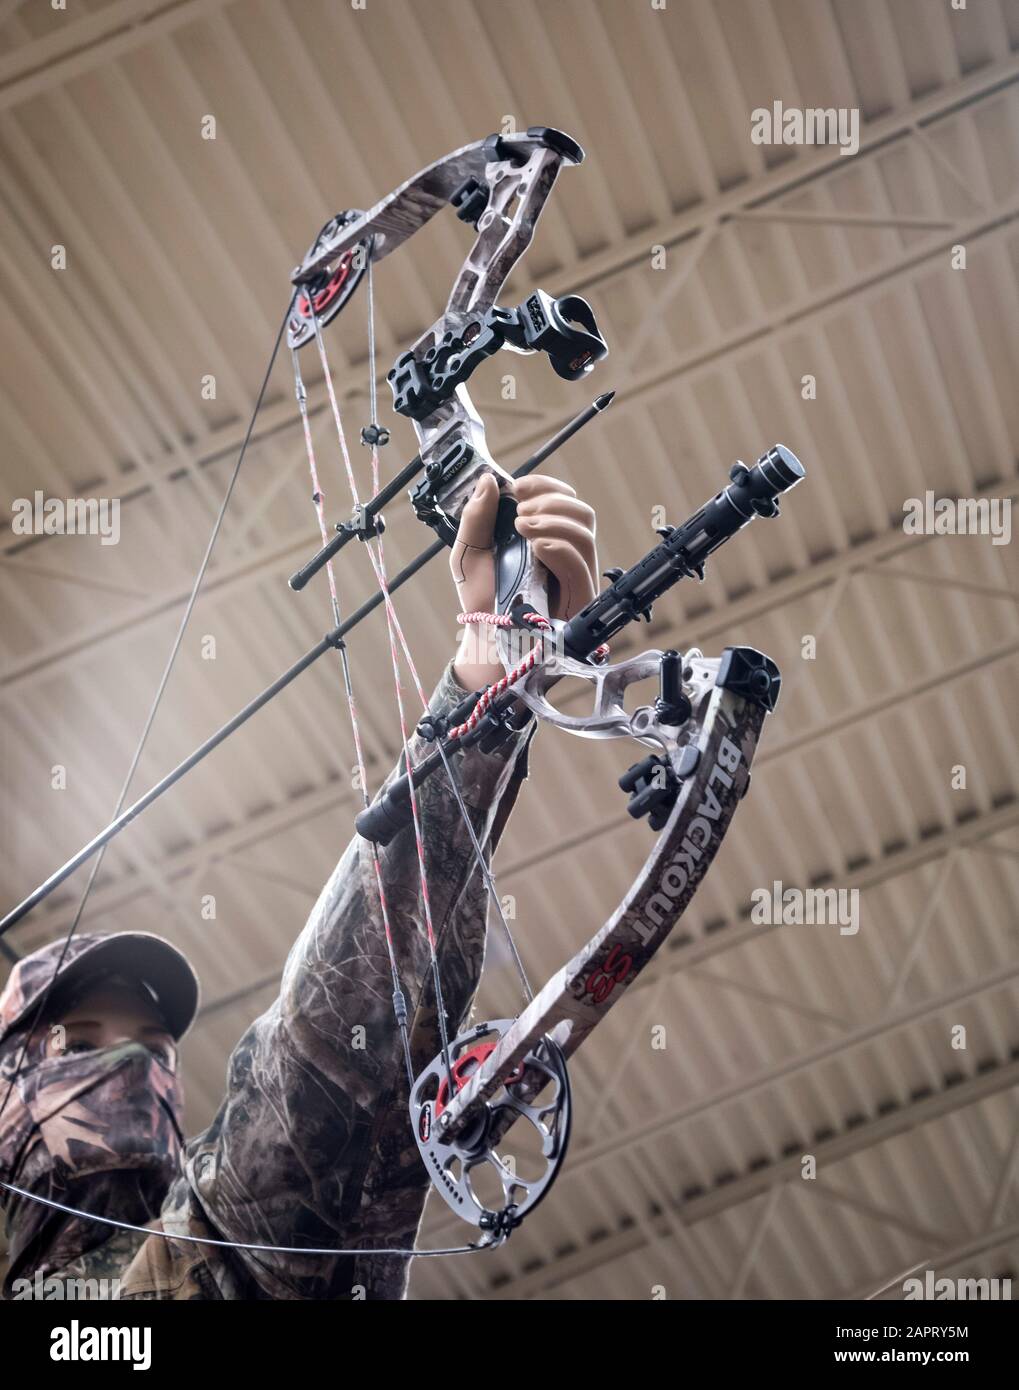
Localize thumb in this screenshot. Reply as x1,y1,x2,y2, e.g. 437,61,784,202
449,472,502,611
456,472,501,549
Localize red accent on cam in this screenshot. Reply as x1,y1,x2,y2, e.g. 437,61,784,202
296,251,355,318
434,1041,526,1118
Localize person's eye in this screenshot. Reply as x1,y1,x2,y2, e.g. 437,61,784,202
147,1042,175,1066
65,1040,96,1055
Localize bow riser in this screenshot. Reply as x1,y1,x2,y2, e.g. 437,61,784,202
406,144,575,620
410,139,567,489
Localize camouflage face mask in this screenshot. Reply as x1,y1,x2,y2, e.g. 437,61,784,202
1,1039,184,1196
0,1039,185,1289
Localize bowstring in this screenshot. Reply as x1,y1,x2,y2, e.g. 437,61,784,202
0,297,460,1261
0,243,539,1265
0,1181,484,1259
0,289,483,1263
0,296,295,1140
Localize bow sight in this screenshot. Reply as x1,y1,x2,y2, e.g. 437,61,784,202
389,288,608,422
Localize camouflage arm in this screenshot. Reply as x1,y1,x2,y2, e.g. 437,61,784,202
118,663,534,1300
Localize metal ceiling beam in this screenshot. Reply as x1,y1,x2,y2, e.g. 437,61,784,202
9,660,1018,963
545,965,1019,1186
458,1059,1019,1300
5,188,1016,692
2,64,1015,638
0,0,234,109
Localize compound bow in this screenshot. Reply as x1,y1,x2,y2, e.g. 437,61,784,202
1,125,805,1258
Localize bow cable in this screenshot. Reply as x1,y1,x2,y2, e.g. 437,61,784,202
291,344,414,1092
291,251,537,1104
0,293,492,1260
355,248,534,1010
300,290,454,1095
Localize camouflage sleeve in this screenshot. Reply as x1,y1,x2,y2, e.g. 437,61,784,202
117,662,535,1300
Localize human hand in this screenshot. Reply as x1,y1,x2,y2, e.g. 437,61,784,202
450,473,598,690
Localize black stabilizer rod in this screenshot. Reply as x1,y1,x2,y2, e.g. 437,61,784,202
562,444,804,659
355,444,805,846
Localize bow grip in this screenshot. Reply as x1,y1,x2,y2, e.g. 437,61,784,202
493,491,549,620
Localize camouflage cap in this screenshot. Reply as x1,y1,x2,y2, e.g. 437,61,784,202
0,933,200,1047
